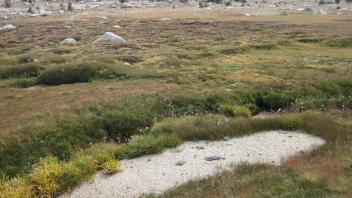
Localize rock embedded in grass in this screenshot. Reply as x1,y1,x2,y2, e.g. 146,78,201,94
94,32,126,43
0,24,16,31
60,38,78,45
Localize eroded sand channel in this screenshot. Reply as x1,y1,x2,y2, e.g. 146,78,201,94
66,130,325,198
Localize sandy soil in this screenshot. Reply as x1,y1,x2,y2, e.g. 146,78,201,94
64,130,325,198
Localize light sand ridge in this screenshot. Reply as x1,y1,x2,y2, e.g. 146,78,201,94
66,130,325,198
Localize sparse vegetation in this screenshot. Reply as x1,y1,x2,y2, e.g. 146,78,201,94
0,10,352,197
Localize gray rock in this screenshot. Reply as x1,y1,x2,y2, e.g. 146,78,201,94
175,160,186,166
0,24,16,31
94,32,126,43
60,38,78,45
314,9,327,15
280,11,288,16
204,156,225,161
121,2,133,8
304,7,313,12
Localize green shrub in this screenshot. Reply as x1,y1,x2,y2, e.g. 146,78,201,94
0,65,43,79
249,43,277,50
97,96,167,142
116,135,181,159
219,47,248,55
10,77,38,88
220,104,252,118
103,159,121,175
38,63,126,85
255,90,294,111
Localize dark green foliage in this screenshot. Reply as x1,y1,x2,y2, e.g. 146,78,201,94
38,63,126,85
249,43,277,50
324,37,352,48
219,47,248,55
254,90,294,111
0,65,43,79
96,96,167,142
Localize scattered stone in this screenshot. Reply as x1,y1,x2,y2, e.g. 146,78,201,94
97,16,108,20
175,160,186,166
60,38,78,45
243,13,251,16
121,2,133,8
314,9,327,16
195,146,205,150
113,25,122,29
280,11,288,16
124,62,131,66
304,7,313,12
204,155,225,161
94,32,126,43
297,8,305,12
0,24,16,31
160,17,171,21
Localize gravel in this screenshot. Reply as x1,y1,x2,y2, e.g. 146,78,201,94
64,130,325,198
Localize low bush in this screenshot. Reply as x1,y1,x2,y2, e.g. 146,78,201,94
249,43,277,50
0,64,43,79
38,63,126,85
219,47,248,55
254,90,294,111
97,96,168,142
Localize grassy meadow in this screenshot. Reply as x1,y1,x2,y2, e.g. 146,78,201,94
0,10,352,197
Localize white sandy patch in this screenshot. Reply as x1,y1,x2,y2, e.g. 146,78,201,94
65,131,325,198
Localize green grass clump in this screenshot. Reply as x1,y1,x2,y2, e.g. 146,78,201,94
10,77,38,88
116,135,181,159
323,37,352,48
220,104,252,118
0,64,43,79
73,143,119,166
30,155,96,196
37,63,126,85
103,159,121,175
0,177,33,198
